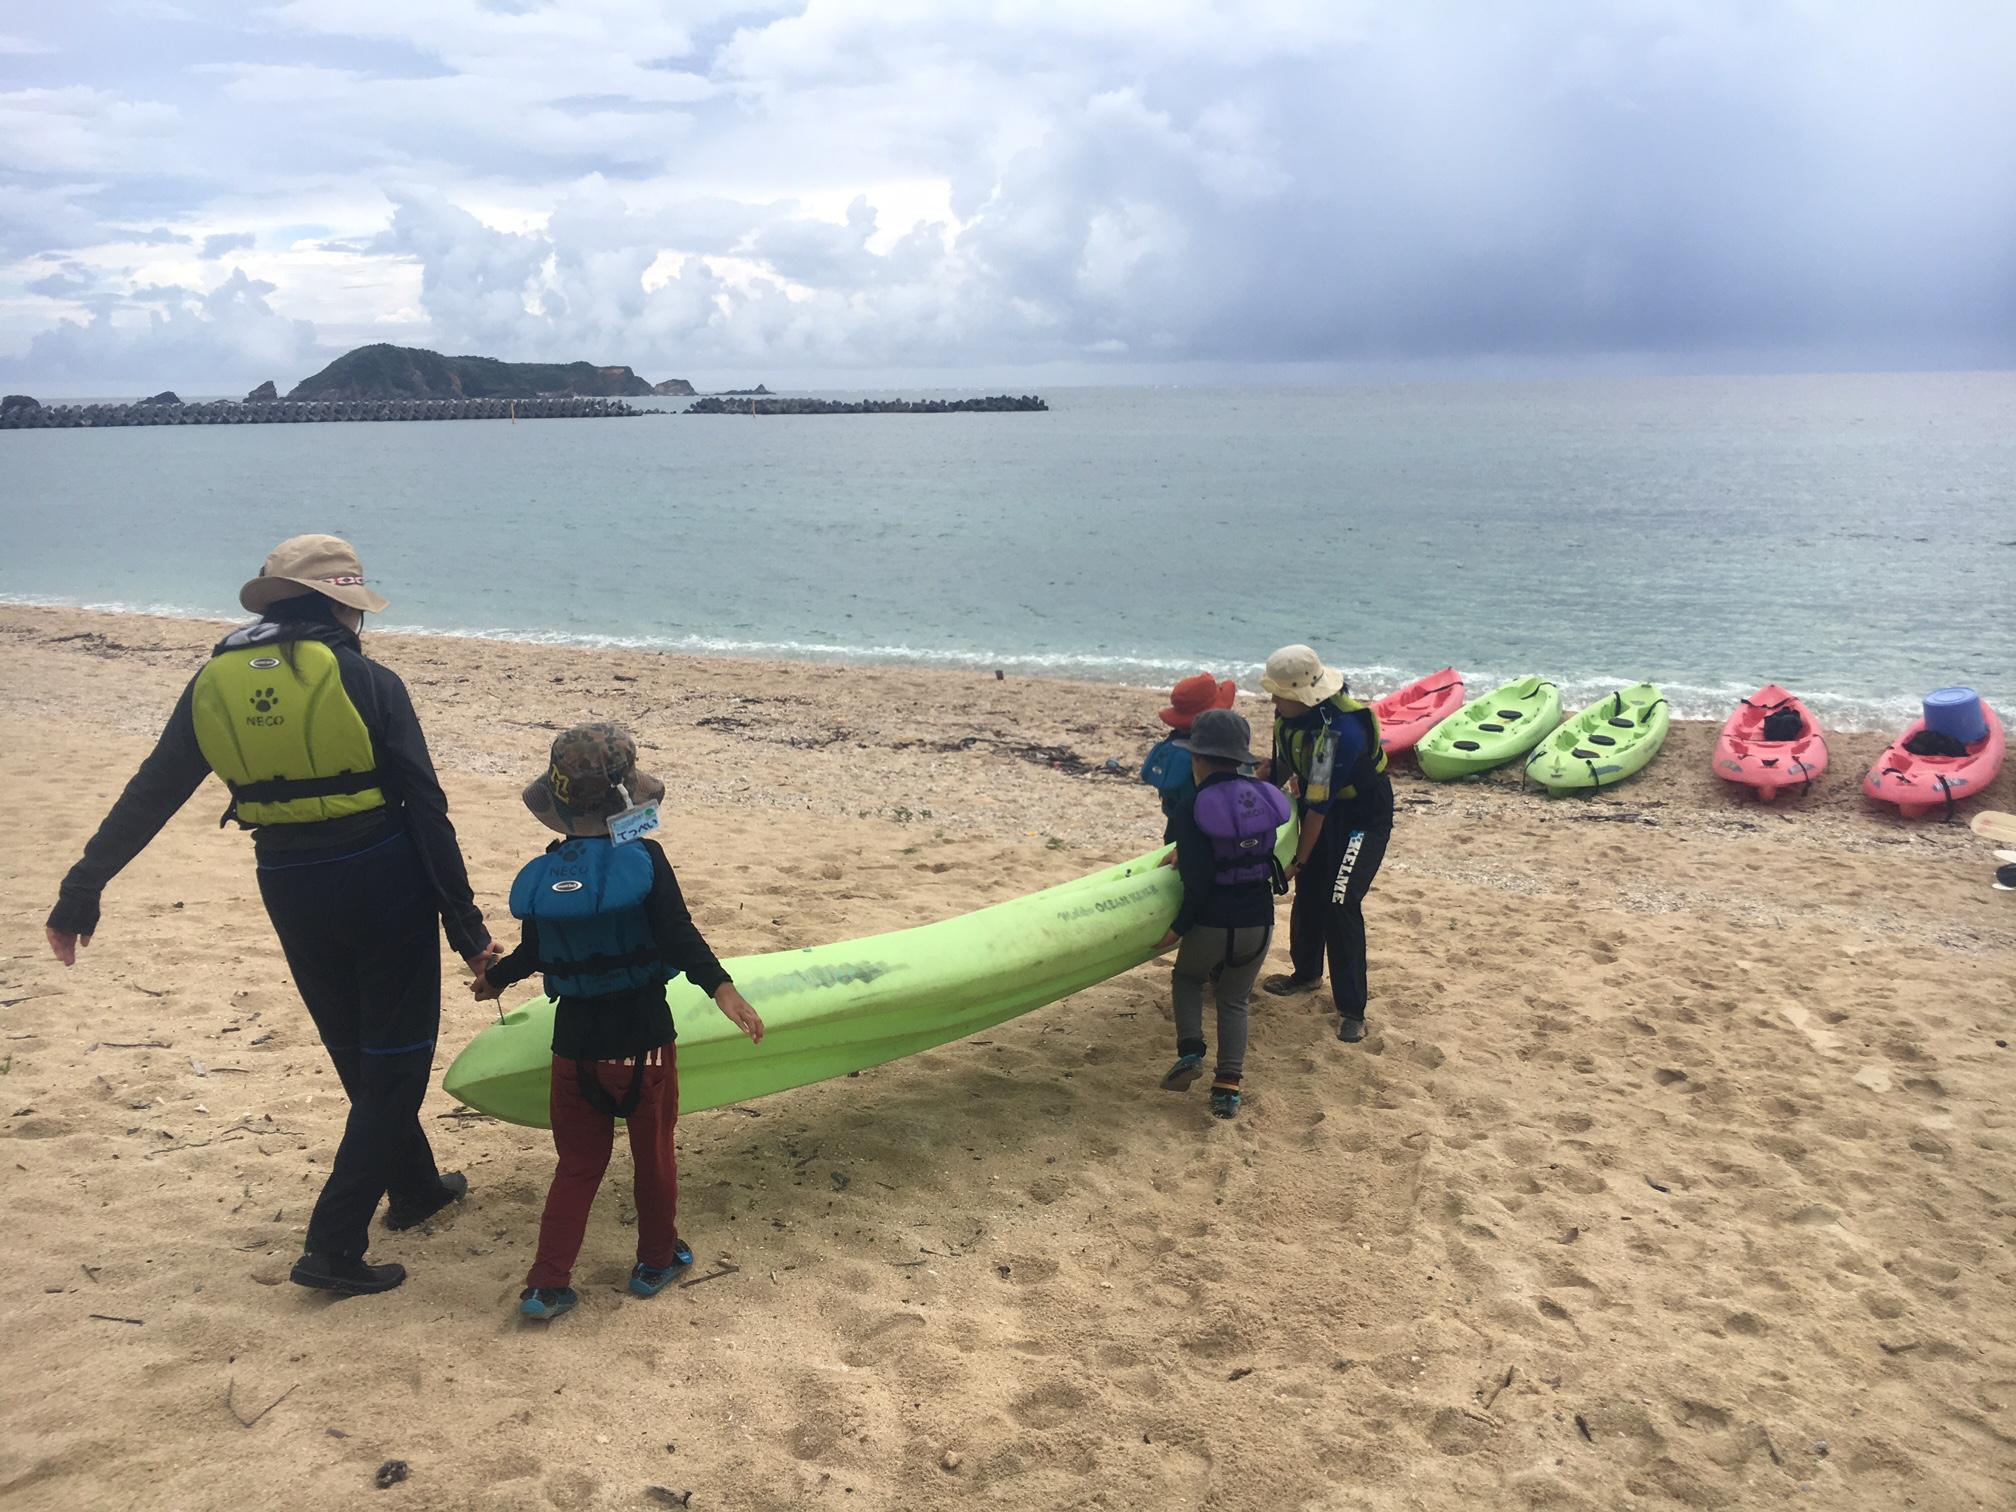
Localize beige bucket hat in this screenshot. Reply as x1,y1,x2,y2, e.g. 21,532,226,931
240,534,390,615
1259,643,1345,704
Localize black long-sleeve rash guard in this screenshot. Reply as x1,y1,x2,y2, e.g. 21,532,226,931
46,620,489,958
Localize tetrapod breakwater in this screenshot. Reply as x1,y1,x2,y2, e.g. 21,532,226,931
0,396,651,430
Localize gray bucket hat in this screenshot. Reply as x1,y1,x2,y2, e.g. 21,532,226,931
1174,708,1263,766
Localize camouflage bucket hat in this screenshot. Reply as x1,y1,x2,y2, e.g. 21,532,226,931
522,722,666,837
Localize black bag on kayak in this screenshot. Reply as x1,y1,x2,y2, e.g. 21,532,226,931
1760,707,1804,742
1903,728,1969,758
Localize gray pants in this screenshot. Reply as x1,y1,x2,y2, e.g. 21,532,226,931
1171,924,1271,1082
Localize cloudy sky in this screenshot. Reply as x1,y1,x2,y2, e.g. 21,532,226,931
3,1,2012,393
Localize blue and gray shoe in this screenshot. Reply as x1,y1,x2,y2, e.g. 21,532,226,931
1160,1054,1205,1091
629,1240,695,1297
519,1286,577,1321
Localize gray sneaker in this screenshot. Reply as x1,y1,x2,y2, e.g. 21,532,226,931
1262,973,1322,998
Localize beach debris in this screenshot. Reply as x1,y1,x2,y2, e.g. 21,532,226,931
1557,1227,1581,1245
1813,1439,1830,1458
227,1379,297,1428
1644,1176,1671,1193
374,1460,409,1490
1481,1366,1515,1410
646,1489,692,1508
940,1450,962,1472
1227,1367,1254,1382
678,1263,739,1290
93,1040,170,1050
1574,1414,1594,1443
80,1265,100,1284
830,1170,850,1191
88,1314,144,1325
327,1428,349,1439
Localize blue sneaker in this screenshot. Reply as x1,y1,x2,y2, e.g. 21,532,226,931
629,1240,694,1297
1160,1054,1205,1091
1210,1083,1241,1119
519,1286,577,1321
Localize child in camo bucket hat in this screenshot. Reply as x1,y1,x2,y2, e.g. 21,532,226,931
523,722,667,837
480,719,763,1323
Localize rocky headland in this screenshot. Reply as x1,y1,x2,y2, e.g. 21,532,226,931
286,344,682,401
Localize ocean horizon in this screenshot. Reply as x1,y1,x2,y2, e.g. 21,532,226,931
5,372,2011,733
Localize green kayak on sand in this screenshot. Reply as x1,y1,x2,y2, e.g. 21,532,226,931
443,818,1297,1129
1524,683,1671,794
1415,676,1562,780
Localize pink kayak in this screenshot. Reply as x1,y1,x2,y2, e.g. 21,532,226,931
1713,685,1828,800
1373,669,1465,754
1863,699,2005,819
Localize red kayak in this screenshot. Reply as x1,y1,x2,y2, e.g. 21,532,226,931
1863,700,2005,819
1373,668,1464,754
1712,685,1828,800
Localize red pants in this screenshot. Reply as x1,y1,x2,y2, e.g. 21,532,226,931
525,1050,680,1290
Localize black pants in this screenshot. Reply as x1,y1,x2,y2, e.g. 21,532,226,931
257,830,443,1260
1288,820,1391,1020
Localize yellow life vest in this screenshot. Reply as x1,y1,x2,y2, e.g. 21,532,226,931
190,636,385,827
1275,693,1387,807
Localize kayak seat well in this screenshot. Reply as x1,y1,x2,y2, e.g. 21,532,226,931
1572,747,1599,759
1497,710,1523,720
1589,734,1616,747
1608,718,1635,729
1454,739,1480,751
1479,722,1504,732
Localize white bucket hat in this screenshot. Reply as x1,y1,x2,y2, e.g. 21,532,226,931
1259,643,1345,704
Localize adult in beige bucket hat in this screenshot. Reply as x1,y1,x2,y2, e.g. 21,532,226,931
240,533,391,616
45,533,497,1298
1256,640,1393,1046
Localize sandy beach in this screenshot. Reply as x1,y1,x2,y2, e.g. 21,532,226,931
2,602,2012,1511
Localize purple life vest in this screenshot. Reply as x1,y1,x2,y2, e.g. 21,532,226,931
1193,777,1291,884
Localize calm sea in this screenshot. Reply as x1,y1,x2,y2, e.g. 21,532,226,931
3,374,2011,729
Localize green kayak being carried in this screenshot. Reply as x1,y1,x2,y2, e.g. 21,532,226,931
1415,676,1562,780
1524,683,1671,794
444,818,1298,1129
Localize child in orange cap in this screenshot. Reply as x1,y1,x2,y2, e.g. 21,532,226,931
1140,673,1239,839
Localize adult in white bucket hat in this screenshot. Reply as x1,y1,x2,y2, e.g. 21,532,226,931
1257,643,1395,1042
46,535,499,1296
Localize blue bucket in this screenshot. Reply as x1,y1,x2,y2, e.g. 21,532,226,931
1923,687,1986,744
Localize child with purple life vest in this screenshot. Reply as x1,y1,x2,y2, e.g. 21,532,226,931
1152,708,1291,1119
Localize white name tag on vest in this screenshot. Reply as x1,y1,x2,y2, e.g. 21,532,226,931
606,801,660,846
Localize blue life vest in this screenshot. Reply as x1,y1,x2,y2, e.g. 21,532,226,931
508,838,667,1000
1140,734,1196,816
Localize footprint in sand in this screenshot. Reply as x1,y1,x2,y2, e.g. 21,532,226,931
1780,1005,1840,1053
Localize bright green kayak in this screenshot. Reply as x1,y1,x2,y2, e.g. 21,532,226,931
1415,677,1562,780
1524,683,1671,793
443,817,1297,1128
